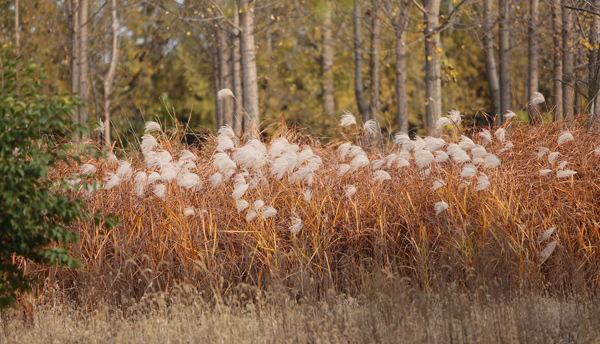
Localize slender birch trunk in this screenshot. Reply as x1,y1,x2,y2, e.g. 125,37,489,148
369,4,380,117
528,0,540,124
395,0,410,133
552,0,563,121
232,9,243,137
422,0,442,134
236,0,260,136
498,0,511,126
562,0,574,125
482,0,500,122
102,0,118,147
322,0,335,118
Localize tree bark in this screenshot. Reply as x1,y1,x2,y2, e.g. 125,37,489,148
78,0,89,129
498,0,511,126
482,0,500,123
213,26,223,128
232,9,243,137
353,0,369,122
322,0,335,118
528,0,540,124
562,0,574,125
589,0,600,130
69,0,80,125
422,0,442,134
369,4,381,117
237,0,260,136
395,0,410,133
220,26,234,129
102,0,118,147
552,0,563,121
15,0,19,56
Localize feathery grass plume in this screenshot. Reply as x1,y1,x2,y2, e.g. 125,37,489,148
557,161,568,170
297,146,315,164
116,161,133,181
253,200,265,211
348,145,366,159
412,136,427,151
594,146,600,156
145,121,161,133
236,200,249,213
398,150,411,159
245,210,257,222
479,129,492,145
270,154,297,179
216,135,235,152
338,164,350,177
450,149,471,164
415,150,434,169
483,153,501,168
397,158,410,167
558,131,575,145
556,170,577,178
539,227,556,242
157,150,173,166
459,136,476,150
233,174,246,188
269,137,293,157
461,164,477,178
500,141,514,153
160,165,178,182
458,181,470,192
536,147,550,159
289,215,303,235
424,136,446,151
210,173,223,188
340,110,357,127
432,179,446,191
178,161,196,172
217,88,235,100
344,185,357,198
385,153,397,168
80,164,97,175
152,184,166,200
147,172,161,184
232,183,249,199
179,149,197,162
183,207,196,217
364,119,380,138
371,159,386,170
423,168,431,177
548,152,560,165
436,116,454,129
540,240,557,262
529,91,545,107
504,111,517,120
133,171,148,196
434,201,449,215
495,128,506,142
471,146,487,164
141,134,159,154
476,173,491,191
434,150,449,163
539,169,552,176
393,132,411,146
337,142,353,160
293,161,321,185
304,189,312,203
144,151,161,170
233,139,267,171
262,206,277,219
213,153,237,179
177,172,201,190
107,153,119,163
217,125,236,142
103,172,120,190
350,154,370,171
448,110,463,125
373,170,391,181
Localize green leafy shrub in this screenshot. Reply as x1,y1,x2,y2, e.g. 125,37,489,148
0,46,97,308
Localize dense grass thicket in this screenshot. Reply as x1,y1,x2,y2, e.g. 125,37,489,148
31,111,600,308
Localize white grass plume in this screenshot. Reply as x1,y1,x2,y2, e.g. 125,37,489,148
424,136,446,152
434,201,449,215
495,128,506,143
483,154,501,168
107,153,118,163
529,92,545,107
436,117,454,129
210,173,223,188
236,200,250,213
432,179,446,191
304,189,312,203
184,207,196,217
160,165,178,182
116,161,133,181
141,134,159,154
539,169,552,176
147,172,161,184
471,146,487,164
289,215,303,235
458,136,476,150
245,210,257,222
344,185,357,198
479,129,492,145
134,171,148,196
232,183,249,199
104,173,120,190
177,172,201,190
415,150,434,169
557,161,568,170
504,111,517,120
338,142,353,160
152,184,166,200
536,147,550,159
539,227,556,242
80,164,97,175
548,152,560,165
373,170,391,181
338,164,351,177
217,88,235,100
157,150,173,166
393,132,410,146
350,154,370,171
213,153,237,179
595,147,600,156
558,131,574,145
233,139,267,171
556,170,577,178
385,154,397,168
340,110,357,127
540,241,557,262
450,149,471,164
475,173,491,191
216,135,235,152
500,141,514,153
145,121,161,133
347,145,366,159
434,150,449,163
253,200,265,211
448,110,463,125
179,149,197,162
269,138,293,157
371,159,386,170
262,206,277,219
397,158,410,168
364,119,380,138
461,164,477,178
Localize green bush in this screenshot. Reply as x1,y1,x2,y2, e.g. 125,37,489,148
0,46,100,308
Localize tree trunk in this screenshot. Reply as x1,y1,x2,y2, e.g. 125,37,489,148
528,0,540,124
498,0,511,126
220,27,234,129
15,0,19,56
212,26,223,129
552,0,563,121
562,0,574,125
102,0,118,147
232,9,243,137
482,0,500,123
588,0,600,130
78,0,89,130
237,0,260,136
353,0,369,122
395,0,410,133
422,0,442,134
369,4,380,117
70,0,80,125
322,0,335,118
